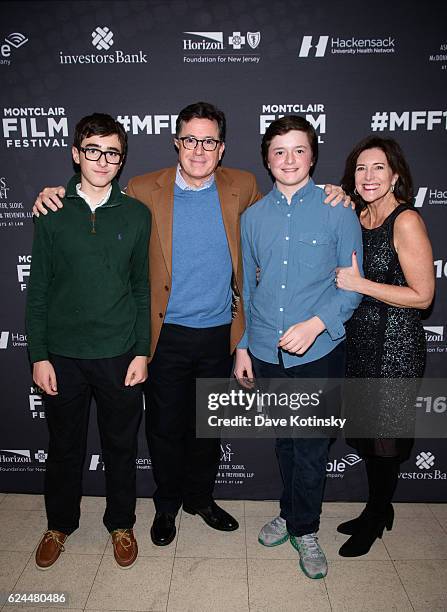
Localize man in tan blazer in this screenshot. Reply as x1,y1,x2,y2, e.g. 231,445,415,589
126,102,262,545
33,101,346,548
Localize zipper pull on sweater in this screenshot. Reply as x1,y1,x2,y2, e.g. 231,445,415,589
91,212,96,234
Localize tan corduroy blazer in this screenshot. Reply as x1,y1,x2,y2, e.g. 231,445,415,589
126,166,262,359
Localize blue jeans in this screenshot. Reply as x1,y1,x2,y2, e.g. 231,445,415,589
251,342,345,536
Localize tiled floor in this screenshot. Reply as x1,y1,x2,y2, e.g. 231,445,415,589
0,494,446,611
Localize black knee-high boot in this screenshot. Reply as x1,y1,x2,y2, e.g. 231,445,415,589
338,456,399,557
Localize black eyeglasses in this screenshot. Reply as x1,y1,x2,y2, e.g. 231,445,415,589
79,147,123,164
177,136,221,151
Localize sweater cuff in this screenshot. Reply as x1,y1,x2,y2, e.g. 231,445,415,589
29,347,49,364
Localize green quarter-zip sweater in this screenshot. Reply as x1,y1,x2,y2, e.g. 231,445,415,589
26,175,151,363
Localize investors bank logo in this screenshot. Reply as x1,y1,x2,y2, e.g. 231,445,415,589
92,26,113,50
182,31,261,64
399,450,446,481
59,25,148,65
416,451,435,470
298,34,396,58
0,32,28,66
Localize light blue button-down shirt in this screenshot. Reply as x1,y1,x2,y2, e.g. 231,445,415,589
239,179,363,367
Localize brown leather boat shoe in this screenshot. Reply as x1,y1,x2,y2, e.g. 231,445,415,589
35,529,67,570
111,528,138,569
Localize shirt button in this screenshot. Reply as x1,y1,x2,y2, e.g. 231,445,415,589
281,285,286,289
159,313,163,318
283,260,287,265
279,308,284,312
312,239,316,244
300,198,303,203
164,285,169,291
285,236,289,240
279,330,283,334
287,213,291,217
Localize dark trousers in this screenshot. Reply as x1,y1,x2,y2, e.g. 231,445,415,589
145,323,232,513
44,351,143,535
251,342,345,536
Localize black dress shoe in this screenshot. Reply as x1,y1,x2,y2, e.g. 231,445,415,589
183,501,239,531
150,512,176,546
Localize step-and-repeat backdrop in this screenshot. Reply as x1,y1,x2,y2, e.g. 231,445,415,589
1,0,446,501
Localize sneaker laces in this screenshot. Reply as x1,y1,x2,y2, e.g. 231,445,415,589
269,516,286,534
43,530,66,551
298,533,321,559
112,529,132,549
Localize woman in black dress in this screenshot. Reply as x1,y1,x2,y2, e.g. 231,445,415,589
335,136,435,557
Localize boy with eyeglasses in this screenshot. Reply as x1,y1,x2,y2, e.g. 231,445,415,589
26,113,151,570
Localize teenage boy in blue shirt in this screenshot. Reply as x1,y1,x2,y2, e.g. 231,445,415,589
234,115,363,579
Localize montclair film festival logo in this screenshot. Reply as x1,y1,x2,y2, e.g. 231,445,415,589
0,32,28,66
59,26,148,64
2,107,68,149
298,34,396,58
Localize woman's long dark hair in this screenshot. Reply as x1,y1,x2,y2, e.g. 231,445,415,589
341,136,414,212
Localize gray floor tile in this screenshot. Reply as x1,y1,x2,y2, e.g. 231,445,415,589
0,511,46,552
0,494,45,511
428,503,447,530
167,557,248,612
244,500,279,517
13,553,102,609
175,512,245,559
325,560,413,611
0,550,32,591
395,559,447,612
248,558,331,611
383,518,447,559
86,556,173,611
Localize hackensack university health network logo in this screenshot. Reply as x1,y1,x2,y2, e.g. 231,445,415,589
183,31,261,64
59,25,148,64
0,32,28,66
414,186,447,207
298,34,396,58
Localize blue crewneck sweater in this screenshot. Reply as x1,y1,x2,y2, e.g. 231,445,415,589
164,182,233,328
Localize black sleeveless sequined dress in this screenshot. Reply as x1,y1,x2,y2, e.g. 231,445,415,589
345,204,426,460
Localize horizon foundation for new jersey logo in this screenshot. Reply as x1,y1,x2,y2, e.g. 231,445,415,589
182,31,261,64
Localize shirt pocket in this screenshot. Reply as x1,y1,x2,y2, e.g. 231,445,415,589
297,231,333,269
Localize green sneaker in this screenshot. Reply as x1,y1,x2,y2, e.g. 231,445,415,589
290,533,328,579
258,516,289,547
